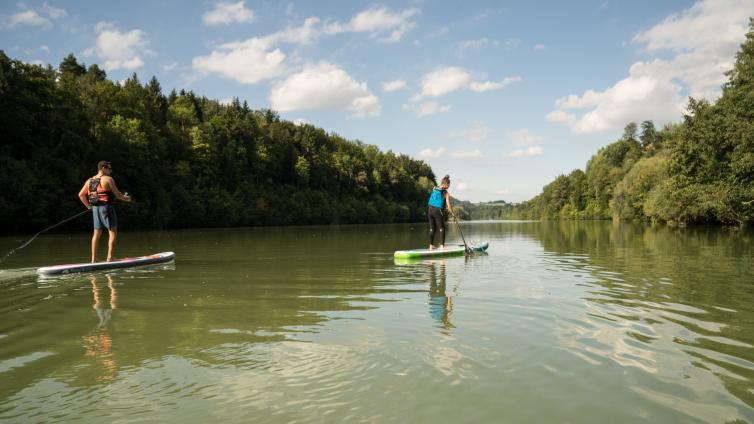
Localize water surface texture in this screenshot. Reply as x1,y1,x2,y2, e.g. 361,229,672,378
1,222,753,423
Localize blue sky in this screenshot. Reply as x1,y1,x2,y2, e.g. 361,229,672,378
2,0,753,201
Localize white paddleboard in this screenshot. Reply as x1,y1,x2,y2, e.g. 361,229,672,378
37,252,175,276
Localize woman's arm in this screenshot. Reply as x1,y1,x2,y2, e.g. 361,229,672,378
444,191,453,215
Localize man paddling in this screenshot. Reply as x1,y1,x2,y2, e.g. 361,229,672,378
78,161,132,262
427,175,455,250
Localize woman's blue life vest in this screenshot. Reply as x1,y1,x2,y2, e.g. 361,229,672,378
428,187,446,209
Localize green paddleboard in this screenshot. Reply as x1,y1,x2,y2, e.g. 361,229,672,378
393,241,489,259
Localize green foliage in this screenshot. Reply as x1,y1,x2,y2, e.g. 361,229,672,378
0,50,435,233
611,153,668,221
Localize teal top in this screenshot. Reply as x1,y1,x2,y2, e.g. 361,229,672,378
428,188,446,208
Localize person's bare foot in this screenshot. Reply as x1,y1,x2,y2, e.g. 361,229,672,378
429,245,434,250
106,257,113,262
440,245,445,249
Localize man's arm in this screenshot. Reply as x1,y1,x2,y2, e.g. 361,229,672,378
102,177,132,202
78,180,92,208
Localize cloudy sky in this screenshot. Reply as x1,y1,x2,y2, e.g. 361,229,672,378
2,0,753,202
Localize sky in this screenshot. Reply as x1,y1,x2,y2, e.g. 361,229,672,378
2,0,754,202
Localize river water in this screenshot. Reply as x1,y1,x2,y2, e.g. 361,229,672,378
0,221,753,423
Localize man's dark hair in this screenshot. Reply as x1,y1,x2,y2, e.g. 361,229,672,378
97,160,112,170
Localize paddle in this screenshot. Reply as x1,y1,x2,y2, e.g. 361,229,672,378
0,209,91,264
451,212,471,254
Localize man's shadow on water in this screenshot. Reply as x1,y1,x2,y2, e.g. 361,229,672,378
81,273,119,381
428,261,454,332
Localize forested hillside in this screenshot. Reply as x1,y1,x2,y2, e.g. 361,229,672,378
484,19,754,226
0,51,436,233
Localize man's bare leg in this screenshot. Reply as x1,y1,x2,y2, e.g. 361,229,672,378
91,229,103,263
106,228,117,262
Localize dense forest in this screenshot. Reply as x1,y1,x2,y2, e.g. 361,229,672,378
0,51,437,233
471,19,754,226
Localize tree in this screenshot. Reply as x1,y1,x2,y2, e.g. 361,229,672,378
622,122,638,142
59,53,86,76
640,120,657,149
87,64,107,81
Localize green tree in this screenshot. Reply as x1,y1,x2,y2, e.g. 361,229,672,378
640,120,657,149
59,53,85,76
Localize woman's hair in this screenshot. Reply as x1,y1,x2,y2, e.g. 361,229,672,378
440,175,451,187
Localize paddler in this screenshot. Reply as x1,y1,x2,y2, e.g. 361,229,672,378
78,161,132,262
427,175,455,250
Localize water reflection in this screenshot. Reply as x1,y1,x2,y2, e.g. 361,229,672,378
0,223,753,422
428,261,453,331
81,274,118,381
526,221,754,418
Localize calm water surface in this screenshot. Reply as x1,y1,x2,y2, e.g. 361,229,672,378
0,221,753,423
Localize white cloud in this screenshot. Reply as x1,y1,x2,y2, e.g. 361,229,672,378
473,8,495,21
193,38,286,84
263,17,321,45
470,76,522,92
455,182,469,191
547,0,754,134
40,44,50,53
420,67,472,97
552,60,685,134
404,101,451,117
4,10,49,28
161,62,178,73
449,121,489,141
40,2,67,19
382,79,407,92
546,110,576,125
419,67,520,98
418,147,446,159
426,26,449,38
534,43,546,49
495,189,510,195
450,149,482,159
458,37,492,50
3,3,67,28
192,7,420,84
324,7,419,42
269,61,380,118
202,1,254,26
504,38,522,49
509,146,544,158
508,129,543,146
91,22,152,71
3,3,61,28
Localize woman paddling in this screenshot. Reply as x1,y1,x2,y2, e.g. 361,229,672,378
427,175,455,250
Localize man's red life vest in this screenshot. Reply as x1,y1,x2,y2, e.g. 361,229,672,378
88,178,114,205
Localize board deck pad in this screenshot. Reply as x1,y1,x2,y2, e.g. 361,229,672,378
394,242,489,259
37,252,175,276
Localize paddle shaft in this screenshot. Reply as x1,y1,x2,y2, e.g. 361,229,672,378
0,209,90,264
452,213,469,253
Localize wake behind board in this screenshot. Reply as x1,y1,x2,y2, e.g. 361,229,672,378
37,252,175,276
394,242,489,259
